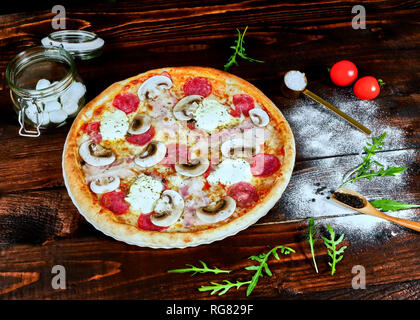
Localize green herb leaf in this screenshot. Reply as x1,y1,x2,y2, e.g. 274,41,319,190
198,280,251,296
306,217,319,273
370,198,420,212
224,26,264,71
168,260,231,276
246,245,295,296
321,225,347,275
340,132,406,187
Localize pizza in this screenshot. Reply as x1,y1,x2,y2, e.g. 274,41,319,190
63,67,295,248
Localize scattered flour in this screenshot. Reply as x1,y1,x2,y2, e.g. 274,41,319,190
284,93,407,158
279,92,419,243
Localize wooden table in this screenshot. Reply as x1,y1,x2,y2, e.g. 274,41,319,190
0,0,419,300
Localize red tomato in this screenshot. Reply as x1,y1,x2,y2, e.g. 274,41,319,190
353,76,380,100
330,60,358,86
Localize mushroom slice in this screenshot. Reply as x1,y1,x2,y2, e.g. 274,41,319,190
79,141,116,166
197,196,236,223
128,114,151,135
134,142,167,167
90,175,120,194
249,108,269,127
221,138,261,158
137,75,173,101
151,190,184,227
173,95,203,121
174,157,209,177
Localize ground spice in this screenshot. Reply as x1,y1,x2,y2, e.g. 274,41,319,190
333,192,365,209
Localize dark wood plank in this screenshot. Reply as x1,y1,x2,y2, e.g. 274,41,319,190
0,221,419,299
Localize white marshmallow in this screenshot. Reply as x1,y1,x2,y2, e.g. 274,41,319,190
39,112,50,126
62,101,79,116
36,79,51,90
25,102,40,123
60,82,86,104
49,110,67,123
44,100,61,112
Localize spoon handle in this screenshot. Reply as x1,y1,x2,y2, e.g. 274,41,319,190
302,89,372,136
374,212,420,232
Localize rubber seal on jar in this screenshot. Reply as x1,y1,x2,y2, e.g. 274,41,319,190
41,30,104,60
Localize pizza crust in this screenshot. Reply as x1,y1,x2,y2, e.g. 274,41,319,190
63,67,295,248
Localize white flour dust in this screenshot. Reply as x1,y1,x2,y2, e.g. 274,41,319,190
280,92,419,242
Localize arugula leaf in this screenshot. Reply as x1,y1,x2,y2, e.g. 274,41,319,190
321,225,347,275
370,198,420,212
340,132,407,187
245,245,295,296
224,26,264,71
198,280,251,296
306,217,319,273
167,260,231,276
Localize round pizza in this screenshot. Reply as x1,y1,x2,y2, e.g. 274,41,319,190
63,67,295,248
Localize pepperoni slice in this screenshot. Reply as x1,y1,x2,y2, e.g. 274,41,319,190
100,190,129,215
112,92,140,114
232,94,255,117
137,213,168,231
250,153,281,177
183,77,212,97
82,121,102,143
126,126,155,145
228,182,259,208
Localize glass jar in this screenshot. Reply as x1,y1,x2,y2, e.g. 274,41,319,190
6,46,86,137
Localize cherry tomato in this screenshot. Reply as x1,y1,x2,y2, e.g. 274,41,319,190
353,76,380,100
330,60,358,86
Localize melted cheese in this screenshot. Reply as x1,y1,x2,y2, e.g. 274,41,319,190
100,109,129,141
194,98,238,132
125,174,163,214
207,159,252,186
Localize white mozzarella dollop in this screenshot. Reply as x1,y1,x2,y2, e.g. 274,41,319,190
207,158,252,186
194,98,236,132
100,109,129,141
125,174,164,214
44,100,61,112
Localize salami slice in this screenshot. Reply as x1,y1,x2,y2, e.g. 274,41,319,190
100,190,129,215
126,126,155,145
113,92,140,114
138,213,168,231
232,94,255,117
183,77,212,97
228,182,259,208
82,121,102,143
250,153,281,177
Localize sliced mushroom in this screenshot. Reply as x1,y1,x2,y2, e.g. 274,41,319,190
128,114,151,135
221,138,261,158
90,175,120,194
79,141,115,166
150,190,184,227
249,108,269,127
197,196,236,223
138,75,173,101
174,157,209,177
134,142,167,167
173,95,203,121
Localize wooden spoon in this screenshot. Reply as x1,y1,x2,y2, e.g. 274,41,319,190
332,188,420,232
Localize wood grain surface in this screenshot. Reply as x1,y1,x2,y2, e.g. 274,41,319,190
0,0,419,300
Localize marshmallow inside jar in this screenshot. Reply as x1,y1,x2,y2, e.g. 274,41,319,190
281,70,308,99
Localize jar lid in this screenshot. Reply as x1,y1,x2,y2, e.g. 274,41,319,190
41,30,104,60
